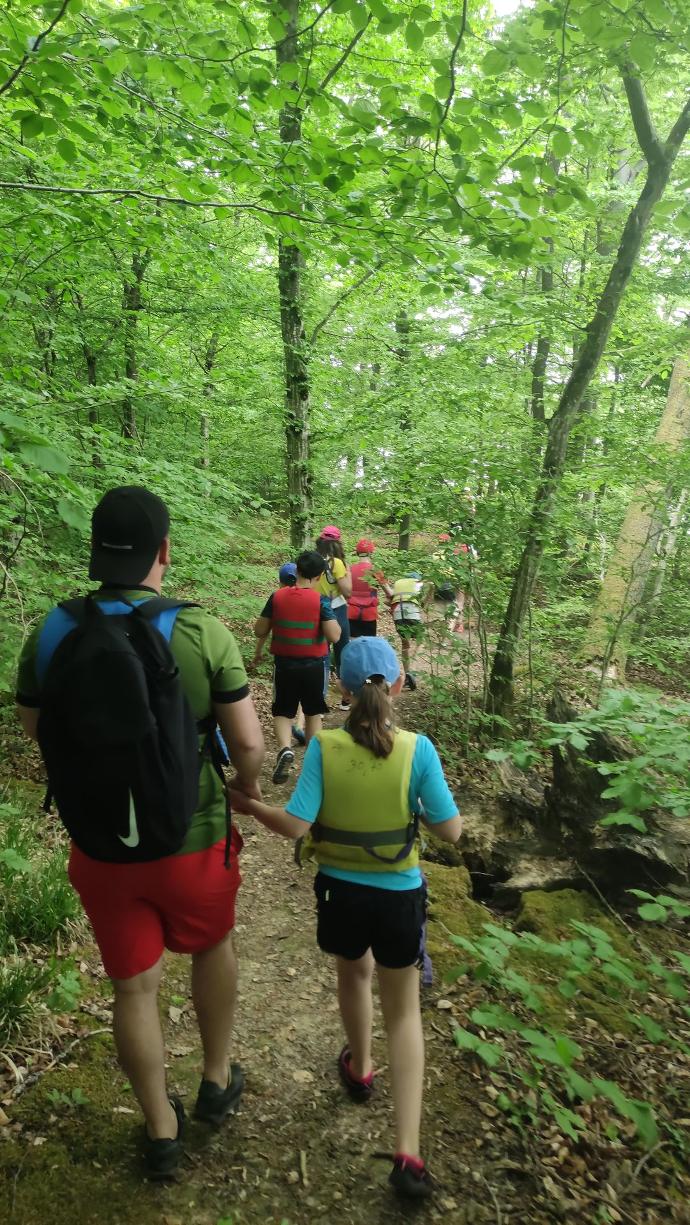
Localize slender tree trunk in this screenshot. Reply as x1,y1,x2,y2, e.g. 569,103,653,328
671,507,689,582
582,356,690,677
122,251,149,441
648,489,687,604
488,80,690,716
530,244,554,424
276,0,311,549
200,330,218,470
33,285,60,379
396,309,412,550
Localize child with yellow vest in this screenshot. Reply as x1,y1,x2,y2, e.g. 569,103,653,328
388,571,430,692
231,638,461,1200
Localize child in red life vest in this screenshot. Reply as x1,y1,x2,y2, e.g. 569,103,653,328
231,637,462,1201
252,562,307,746
253,551,340,785
347,538,388,639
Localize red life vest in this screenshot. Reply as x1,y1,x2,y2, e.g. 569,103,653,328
270,587,328,658
347,560,378,622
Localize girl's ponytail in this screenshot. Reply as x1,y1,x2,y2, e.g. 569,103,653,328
347,676,394,758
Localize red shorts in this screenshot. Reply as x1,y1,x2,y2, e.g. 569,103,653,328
68,829,243,980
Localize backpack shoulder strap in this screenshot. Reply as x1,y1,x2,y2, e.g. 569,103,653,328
135,598,199,644
36,599,87,686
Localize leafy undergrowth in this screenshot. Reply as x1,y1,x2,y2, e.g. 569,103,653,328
425,864,690,1222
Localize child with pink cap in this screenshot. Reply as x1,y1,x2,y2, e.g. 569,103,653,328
315,526,352,709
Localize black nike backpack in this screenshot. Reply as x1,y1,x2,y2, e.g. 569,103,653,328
35,595,227,863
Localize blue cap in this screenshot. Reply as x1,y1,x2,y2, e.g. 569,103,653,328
405,571,422,580
340,637,401,695
279,562,297,584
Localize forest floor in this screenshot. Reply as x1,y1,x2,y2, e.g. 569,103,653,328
1,607,689,1224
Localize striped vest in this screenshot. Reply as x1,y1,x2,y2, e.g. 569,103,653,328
270,587,327,659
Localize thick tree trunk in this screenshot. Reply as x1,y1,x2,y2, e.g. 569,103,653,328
122,251,149,441
583,356,690,676
488,81,690,717
396,309,412,550
276,0,311,550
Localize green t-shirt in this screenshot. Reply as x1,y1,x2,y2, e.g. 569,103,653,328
16,588,249,855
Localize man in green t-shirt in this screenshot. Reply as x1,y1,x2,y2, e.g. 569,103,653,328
16,486,265,1179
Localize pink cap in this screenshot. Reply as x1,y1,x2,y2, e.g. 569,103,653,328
438,533,451,543
319,525,341,540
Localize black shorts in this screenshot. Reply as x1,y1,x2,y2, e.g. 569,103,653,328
348,620,377,639
314,873,425,969
272,658,329,719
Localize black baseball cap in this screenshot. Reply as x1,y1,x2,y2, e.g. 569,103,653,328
89,486,170,585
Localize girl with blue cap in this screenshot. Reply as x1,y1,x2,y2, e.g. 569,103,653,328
231,637,461,1200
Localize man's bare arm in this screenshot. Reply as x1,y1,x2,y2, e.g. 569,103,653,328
322,618,341,645
214,695,265,794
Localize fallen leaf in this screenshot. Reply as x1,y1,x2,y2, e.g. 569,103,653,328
292,1069,314,1084
112,1106,136,1115
0,1108,9,1126
168,1005,183,1024
32,1136,47,1146
436,999,453,1011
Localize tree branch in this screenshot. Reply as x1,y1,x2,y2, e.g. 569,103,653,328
319,16,373,92
0,0,72,99
433,0,468,170
665,92,690,159
0,181,370,232
309,265,379,346
622,70,665,165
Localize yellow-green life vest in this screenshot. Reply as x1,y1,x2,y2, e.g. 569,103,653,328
391,577,422,606
308,727,419,873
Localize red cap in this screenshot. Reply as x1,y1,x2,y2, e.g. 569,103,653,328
319,525,341,540
438,533,451,543
355,538,375,554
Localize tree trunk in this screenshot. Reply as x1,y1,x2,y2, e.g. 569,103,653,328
396,309,412,550
122,251,149,441
529,243,554,424
200,330,218,470
276,0,311,550
488,81,690,717
583,356,690,676
648,489,687,604
72,289,102,467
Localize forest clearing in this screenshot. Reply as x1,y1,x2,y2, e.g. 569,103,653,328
2,0,690,1222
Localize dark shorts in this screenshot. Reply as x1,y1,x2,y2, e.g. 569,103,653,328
348,620,377,638
69,830,243,980
314,873,425,969
272,657,329,718
394,620,425,642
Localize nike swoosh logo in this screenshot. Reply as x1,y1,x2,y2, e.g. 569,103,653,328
118,791,140,848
